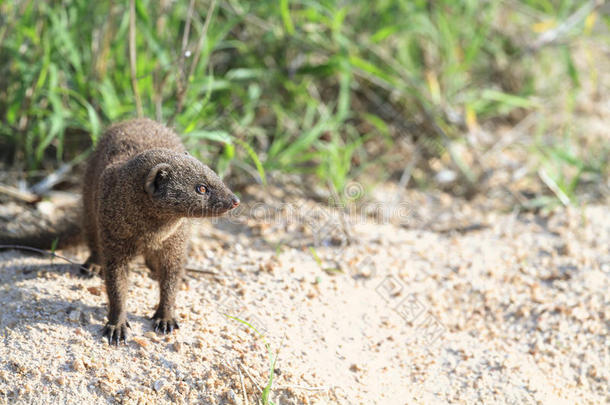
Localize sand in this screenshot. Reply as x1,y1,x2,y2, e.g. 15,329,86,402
0,186,608,404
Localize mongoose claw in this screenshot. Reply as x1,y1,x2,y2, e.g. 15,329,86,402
78,268,95,279
102,321,130,345
152,317,179,335
79,263,102,279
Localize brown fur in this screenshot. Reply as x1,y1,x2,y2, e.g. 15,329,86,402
80,118,238,344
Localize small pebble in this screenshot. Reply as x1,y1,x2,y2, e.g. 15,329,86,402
72,359,85,372
68,310,81,323
133,337,148,348
87,286,101,296
153,379,166,392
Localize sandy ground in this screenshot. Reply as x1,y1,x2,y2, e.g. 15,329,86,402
0,185,608,404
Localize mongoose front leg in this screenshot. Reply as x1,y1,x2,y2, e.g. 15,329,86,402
151,254,185,333
102,256,131,345
145,228,187,334
152,268,182,334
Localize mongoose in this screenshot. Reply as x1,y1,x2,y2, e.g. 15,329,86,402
2,118,240,345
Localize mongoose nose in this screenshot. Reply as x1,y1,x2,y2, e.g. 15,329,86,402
231,196,240,207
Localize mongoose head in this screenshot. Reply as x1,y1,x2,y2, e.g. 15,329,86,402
141,150,239,218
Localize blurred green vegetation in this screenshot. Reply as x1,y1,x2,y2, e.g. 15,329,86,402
0,0,608,203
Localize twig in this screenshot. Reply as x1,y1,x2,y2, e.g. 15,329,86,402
129,0,143,117
237,366,249,405
29,151,90,195
0,184,39,203
29,164,72,195
239,364,263,394
184,265,222,276
434,223,489,234
0,244,89,273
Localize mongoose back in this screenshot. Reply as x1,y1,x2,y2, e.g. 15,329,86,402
5,118,240,345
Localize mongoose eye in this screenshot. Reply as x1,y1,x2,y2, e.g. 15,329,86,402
195,184,207,194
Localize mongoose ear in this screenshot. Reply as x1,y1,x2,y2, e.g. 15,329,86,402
145,163,171,197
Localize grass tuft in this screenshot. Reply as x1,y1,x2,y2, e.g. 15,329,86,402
0,0,607,205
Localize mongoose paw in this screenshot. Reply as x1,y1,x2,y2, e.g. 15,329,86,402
79,262,102,279
102,320,131,345
152,315,179,335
